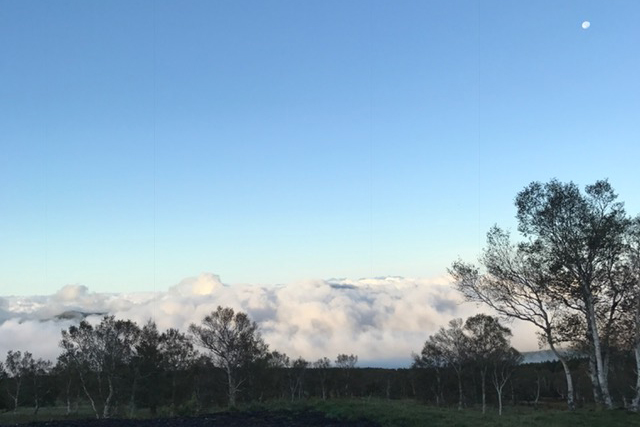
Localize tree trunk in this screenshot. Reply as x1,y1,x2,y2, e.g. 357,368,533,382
481,367,487,414
456,371,463,410
436,369,443,406
534,371,541,409
171,373,177,416
129,370,138,418
587,350,603,405
33,377,40,415
497,384,503,416
78,370,99,419
548,338,575,411
66,378,72,416
226,365,237,407
586,292,613,408
10,377,21,412
103,376,114,419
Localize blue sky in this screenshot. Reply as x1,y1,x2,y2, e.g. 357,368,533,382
2,1,639,295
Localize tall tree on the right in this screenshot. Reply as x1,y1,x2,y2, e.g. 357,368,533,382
515,179,631,409
626,215,640,411
453,179,636,410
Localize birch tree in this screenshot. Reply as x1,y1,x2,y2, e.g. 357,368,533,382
189,306,267,407
4,350,33,412
417,319,468,410
451,226,576,410
515,179,630,409
60,316,139,418
464,314,511,414
627,216,640,411
312,357,331,400
30,357,52,415
160,327,198,414
492,347,522,415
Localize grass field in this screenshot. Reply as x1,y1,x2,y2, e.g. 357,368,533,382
1,399,639,426
252,399,640,427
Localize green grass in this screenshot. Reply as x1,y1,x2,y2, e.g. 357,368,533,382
0,405,94,425
0,405,155,425
2,400,639,426
247,398,640,427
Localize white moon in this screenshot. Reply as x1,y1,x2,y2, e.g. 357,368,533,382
582,21,591,29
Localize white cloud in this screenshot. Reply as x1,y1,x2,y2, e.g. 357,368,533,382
0,273,539,366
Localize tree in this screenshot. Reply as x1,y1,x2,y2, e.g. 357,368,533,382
416,319,468,410
451,217,579,411
627,216,640,410
289,357,308,401
312,357,331,400
131,320,162,416
4,350,34,412
412,340,447,406
464,314,511,414
30,357,52,415
60,316,140,418
335,354,358,397
188,306,268,407
491,347,522,415
53,353,77,416
515,179,630,409
160,327,198,414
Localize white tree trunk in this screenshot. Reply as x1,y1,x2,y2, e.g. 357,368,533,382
481,369,487,414
586,297,613,409
226,364,238,407
102,376,114,418
78,370,99,419
548,337,575,410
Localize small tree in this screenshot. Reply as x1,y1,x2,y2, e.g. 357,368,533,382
188,306,267,407
464,314,511,414
131,320,162,416
4,350,34,412
60,316,140,418
30,357,52,415
492,347,522,415
312,357,331,400
0,361,5,400
417,319,468,410
289,357,308,401
53,353,77,416
335,354,358,397
160,328,198,414
451,227,577,410
412,342,446,406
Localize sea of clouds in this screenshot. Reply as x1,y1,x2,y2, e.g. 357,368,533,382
0,274,540,367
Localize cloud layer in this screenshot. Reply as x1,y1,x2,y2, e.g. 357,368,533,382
0,274,539,367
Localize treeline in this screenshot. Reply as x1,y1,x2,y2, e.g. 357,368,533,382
2,178,639,417
1,309,639,419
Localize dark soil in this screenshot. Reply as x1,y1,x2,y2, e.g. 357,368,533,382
8,410,381,427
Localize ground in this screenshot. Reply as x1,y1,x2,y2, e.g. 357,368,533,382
3,410,380,427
